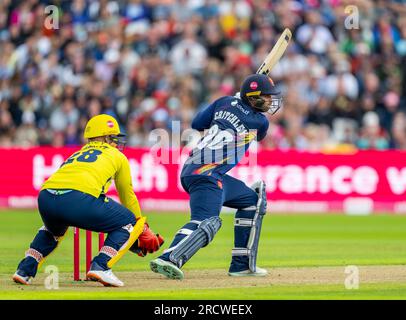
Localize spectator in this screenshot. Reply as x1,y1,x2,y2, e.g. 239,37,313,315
390,111,406,149
0,108,15,138
169,22,208,76
322,58,359,100
278,113,309,150
356,111,389,150
49,98,80,132
0,0,404,152
296,9,334,55
14,110,38,147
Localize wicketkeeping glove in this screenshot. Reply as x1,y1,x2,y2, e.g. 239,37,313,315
129,223,164,257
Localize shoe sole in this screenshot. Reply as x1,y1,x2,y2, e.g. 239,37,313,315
12,274,30,285
228,271,268,277
86,272,122,287
150,259,184,280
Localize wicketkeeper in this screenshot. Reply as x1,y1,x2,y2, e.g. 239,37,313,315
13,114,164,287
150,74,282,279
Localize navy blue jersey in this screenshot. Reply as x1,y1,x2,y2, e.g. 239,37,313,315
181,96,269,180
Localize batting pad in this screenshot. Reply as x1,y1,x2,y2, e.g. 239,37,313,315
232,180,267,272
169,216,222,268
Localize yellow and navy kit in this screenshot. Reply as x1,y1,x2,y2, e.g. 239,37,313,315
41,141,141,218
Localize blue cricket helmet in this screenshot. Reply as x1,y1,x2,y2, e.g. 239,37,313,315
240,74,282,114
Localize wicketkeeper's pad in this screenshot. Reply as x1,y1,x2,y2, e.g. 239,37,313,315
107,216,146,268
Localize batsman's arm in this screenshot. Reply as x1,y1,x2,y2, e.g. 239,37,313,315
191,101,217,131
115,155,142,219
257,118,269,141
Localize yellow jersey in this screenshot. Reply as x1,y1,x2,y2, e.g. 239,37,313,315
41,142,141,219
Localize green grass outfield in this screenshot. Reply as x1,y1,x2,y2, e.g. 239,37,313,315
0,210,406,299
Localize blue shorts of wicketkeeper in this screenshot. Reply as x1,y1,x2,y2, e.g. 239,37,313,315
38,189,136,236
15,189,137,277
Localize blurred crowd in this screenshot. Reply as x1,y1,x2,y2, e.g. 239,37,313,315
0,0,405,151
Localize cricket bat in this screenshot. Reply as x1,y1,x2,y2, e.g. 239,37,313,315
256,28,292,75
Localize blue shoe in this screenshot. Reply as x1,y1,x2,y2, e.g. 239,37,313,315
150,258,184,280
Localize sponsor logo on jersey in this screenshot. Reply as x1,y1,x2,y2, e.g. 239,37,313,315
236,104,249,115
231,100,250,115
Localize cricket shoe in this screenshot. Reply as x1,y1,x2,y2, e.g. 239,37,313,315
150,258,184,280
228,266,268,277
86,268,124,287
12,270,32,285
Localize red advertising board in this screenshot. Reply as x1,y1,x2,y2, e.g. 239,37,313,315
1,147,406,214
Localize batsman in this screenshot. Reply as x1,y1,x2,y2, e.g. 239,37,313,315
150,74,282,279
13,114,164,287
